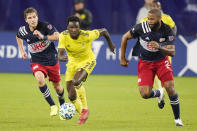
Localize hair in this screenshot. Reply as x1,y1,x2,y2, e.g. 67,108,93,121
66,15,81,26
148,9,161,17
24,7,38,19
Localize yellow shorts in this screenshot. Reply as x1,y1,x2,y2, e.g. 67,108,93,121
65,59,96,82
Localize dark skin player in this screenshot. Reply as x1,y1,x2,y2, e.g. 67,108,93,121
58,20,115,102
120,10,176,99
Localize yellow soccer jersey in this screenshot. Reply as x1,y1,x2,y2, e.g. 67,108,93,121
58,29,100,62
141,14,175,29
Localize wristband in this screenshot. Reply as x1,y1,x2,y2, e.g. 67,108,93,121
158,45,162,50
43,35,48,40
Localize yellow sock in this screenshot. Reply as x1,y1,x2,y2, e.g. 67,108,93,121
154,76,162,89
71,97,82,114
76,85,88,109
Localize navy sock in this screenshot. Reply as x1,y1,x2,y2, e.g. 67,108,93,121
56,88,65,106
39,84,55,106
169,93,180,119
148,90,160,98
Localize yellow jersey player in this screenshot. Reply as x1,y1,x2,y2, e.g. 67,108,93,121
141,0,177,97
58,16,115,124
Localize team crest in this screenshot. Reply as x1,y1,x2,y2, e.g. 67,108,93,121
81,43,85,47
169,36,174,41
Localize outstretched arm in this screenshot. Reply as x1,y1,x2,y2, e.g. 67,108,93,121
120,31,133,67
58,48,68,62
98,28,115,53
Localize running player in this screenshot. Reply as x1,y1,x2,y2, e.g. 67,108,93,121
58,16,115,124
141,0,177,107
120,9,183,126
16,7,65,116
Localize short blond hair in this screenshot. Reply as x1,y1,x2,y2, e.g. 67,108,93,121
24,7,38,19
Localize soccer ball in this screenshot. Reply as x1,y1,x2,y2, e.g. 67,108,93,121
59,103,76,120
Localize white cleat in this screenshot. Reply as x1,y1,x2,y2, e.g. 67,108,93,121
158,88,165,109
174,119,184,126
50,105,58,116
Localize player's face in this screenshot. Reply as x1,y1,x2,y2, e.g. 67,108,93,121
74,3,84,11
25,12,38,28
67,21,80,39
147,13,161,29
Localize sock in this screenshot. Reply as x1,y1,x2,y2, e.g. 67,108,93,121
148,90,160,98
154,76,162,89
56,88,65,106
71,98,82,114
39,84,55,106
76,85,88,109
169,93,180,119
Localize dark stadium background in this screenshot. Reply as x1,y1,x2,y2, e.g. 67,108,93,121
1,0,197,36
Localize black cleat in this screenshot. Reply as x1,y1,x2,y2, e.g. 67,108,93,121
158,99,165,109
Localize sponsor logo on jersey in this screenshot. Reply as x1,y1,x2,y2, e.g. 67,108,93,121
28,40,51,53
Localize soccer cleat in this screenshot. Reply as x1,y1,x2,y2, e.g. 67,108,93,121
77,109,89,125
158,88,165,109
50,105,58,116
174,119,184,126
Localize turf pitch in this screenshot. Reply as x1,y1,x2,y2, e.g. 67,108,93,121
0,73,196,131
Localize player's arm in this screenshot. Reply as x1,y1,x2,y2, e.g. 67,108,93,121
120,31,133,67
16,36,27,59
149,41,175,56
58,48,68,62
33,30,59,41
98,28,115,53
172,25,177,36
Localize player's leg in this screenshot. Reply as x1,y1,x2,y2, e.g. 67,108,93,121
34,70,57,116
67,81,82,114
47,62,65,106
157,57,183,126
163,79,183,126
52,82,65,106
138,59,162,99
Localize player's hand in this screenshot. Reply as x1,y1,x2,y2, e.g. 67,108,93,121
21,52,27,59
33,30,44,40
120,58,129,67
148,41,159,50
109,43,116,54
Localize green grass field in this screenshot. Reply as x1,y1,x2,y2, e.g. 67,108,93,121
0,73,196,131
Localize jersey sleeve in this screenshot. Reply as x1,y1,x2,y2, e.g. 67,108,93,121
165,27,175,45
45,23,58,35
129,24,141,38
58,33,66,49
16,27,23,39
89,29,100,41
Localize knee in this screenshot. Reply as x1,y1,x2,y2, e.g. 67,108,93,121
53,82,61,90
140,92,150,99
37,78,45,87
68,93,77,101
139,86,152,99
72,79,81,86
164,81,176,96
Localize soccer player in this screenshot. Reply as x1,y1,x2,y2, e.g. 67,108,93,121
58,16,115,124
16,7,65,116
120,9,183,126
140,0,177,102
